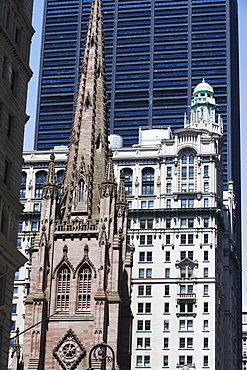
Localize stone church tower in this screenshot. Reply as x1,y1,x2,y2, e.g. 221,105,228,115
23,0,132,368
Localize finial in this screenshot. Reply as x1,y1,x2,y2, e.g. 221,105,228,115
202,77,205,83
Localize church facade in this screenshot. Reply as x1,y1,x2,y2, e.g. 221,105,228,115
22,0,132,368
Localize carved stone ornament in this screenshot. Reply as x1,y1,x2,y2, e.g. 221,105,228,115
53,329,86,370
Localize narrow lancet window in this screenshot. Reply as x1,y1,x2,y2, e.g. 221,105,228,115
77,265,92,311
78,180,85,202
56,265,70,311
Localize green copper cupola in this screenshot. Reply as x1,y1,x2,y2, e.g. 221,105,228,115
191,78,216,123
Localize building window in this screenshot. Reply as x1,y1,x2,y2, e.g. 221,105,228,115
166,219,171,228
204,285,209,295
203,320,209,331
166,183,172,194
141,201,147,209
204,356,209,366
57,170,64,197
18,222,22,232
146,286,152,296
165,251,170,262
188,234,193,244
14,271,19,280
124,168,133,195
187,320,193,330
145,338,150,348
164,337,169,348
204,302,209,313
204,268,209,277
204,198,209,207
188,251,193,260
35,171,47,198
164,320,169,331
188,218,194,227
204,338,209,349
17,238,21,248
182,184,187,192
139,252,145,262
179,338,185,348
145,320,151,330
166,234,171,245
166,199,171,208
138,303,144,313
181,234,186,244
139,269,144,278
204,251,209,261
148,200,154,209
138,286,144,296
167,167,172,178
164,285,170,296
20,172,27,198
31,221,39,231
165,268,170,278
147,235,153,245
137,356,142,366
163,355,168,366
182,166,187,179
187,338,193,348
181,219,186,227
12,304,17,314
137,320,143,331
146,269,152,278
181,199,187,208
13,287,18,295
144,356,150,366
140,235,145,245
204,218,209,227
11,321,16,332
164,303,169,313
204,234,209,244
179,356,185,366
56,265,70,311
142,168,154,195
33,203,39,212
204,182,209,193
204,165,209,177
188,199,194,208
179,320,185,330
77,265,92,311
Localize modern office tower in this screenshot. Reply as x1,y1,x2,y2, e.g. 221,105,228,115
34,0,240,184
0,0,34,367
112,81,240,369
23,0,132,368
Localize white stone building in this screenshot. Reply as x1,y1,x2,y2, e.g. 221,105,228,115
9,81,240,369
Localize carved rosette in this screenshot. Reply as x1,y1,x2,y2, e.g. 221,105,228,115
53,329,86,370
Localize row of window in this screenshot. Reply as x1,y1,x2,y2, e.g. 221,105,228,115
137,217,210,229
139,250,209,263
138,267,210,279
137,233,210,246
136,355,209,367
136,300,209,317
136,335,209,349
20,170,64,198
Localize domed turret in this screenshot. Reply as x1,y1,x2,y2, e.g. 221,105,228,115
193,78,214,98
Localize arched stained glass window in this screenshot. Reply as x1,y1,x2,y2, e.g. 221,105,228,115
56,265,70,311
77,265,92,311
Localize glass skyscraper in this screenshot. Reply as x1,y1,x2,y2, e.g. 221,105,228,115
34,0,240,189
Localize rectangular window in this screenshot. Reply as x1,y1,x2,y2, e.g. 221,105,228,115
188,285,193,293
204,182,209,193
187,338,193,348
148,201,154,209
180,338,185,348
166,199,171,208
146,286,152,296
188,218,194,228
12,304,17,314
138,303,144,313
187,356,193,366
204,320,209,330
180,267,186,278
137,320,143,330
181,199,187,208
166,235,170,245
18,222,22,232
204,302,209,313
204,218,209,227
164,320,169,331
165,251,170,262
128,201,132,209
188,199,194,208
145,338,150,348
31,222,39,231
137,356,142,366
179,320,185,330
144,356,150,366
147,252,152,262
146,269,152,278
182,167,187,178
204,356,209,366
145,320,151,330
141,201,147,209
188,234,193,244
33,203,39,211
14,271,19,280
188,251,193,260
139,252,145,262
179,356,185,365
138,286,144,296
204,234,209,243
204,251,209,261
204,268,208,277
167,167,172,178
13,287,18,295
147,219,153,229
17,238,21,248
164,337,169,348
187,320,193,330
139,269,144,278
147,235,153,245
180,285,186,294
181,251,186,260
163,355,168,366
164,303,169,313
204,338,209,349
204,165,209,177
140,235,145,245
189,166,194,178
166,219,171,228
165,285,170,296
204,285,209,295
146,303,151,313
165,268,170,278
181,234,186,244
166,183,172,194
137,338,143,348
204,198,209,207
188,183,194,192
140,220,146,229
181,219,186,227
182,184,187,192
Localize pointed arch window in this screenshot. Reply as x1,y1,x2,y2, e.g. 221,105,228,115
142,168,154,195
124,168,133,196
56,265,71,311
77,265,92,311
78,179,85,203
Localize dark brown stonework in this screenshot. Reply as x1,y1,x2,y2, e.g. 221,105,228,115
23,0,132,369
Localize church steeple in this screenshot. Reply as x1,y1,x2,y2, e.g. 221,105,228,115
59,0,108,222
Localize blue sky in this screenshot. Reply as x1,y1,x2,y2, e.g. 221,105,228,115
24,0,247,307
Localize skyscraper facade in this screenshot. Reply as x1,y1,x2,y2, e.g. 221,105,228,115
34,0,239,186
